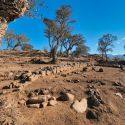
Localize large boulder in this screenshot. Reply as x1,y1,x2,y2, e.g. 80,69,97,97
0,0,28,41
72,98,87,113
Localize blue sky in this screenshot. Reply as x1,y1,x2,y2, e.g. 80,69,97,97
5,0,125,54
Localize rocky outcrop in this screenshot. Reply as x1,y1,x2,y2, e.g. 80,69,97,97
0,0,28,41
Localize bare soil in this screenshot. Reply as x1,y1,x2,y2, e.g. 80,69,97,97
0,50,125,125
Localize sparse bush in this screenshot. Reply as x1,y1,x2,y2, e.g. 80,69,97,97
21,44,33,51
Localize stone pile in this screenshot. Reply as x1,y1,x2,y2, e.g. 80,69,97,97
25,88,88,113
14,62,85,84
86,86,105,120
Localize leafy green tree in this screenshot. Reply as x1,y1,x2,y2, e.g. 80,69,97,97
98,34,117,61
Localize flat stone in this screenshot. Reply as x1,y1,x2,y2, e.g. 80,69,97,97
58,92,74,101
40,102,48,108
66,93,75,102
26,95,47,105
27,104,40,108
72,98,87,113
114,93,123,98
48,100,57,106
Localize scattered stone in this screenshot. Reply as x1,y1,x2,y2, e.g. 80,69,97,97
40,102,48,108
27,91,36,98
18,100,26,106
2,85,10,89
58,92,75,102
83,67,88,71
92,67,96,71
48,96,56,101
87,88,104,108
119,65,124,71
26,96,47,105
2,82,20,90
27,104,40,108
66,93,75,102
72,98,87,113
29,75,39,82
87,95,101,107
61,74,67,77
114,93,123,98
19,73,31,83
98,68,103,72
66,79,80,83
72,79,80,83
86,109,101,120
30,58,47,64
42,89,49,95
113,82,123,87
87,80,106,86
48,100,57,106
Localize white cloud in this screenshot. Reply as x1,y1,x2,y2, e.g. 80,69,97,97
116,36,125,45
122,37,125,41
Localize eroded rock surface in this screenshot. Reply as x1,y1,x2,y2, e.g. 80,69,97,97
0,0,28,41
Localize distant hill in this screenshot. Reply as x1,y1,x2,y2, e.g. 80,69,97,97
108,54,125,60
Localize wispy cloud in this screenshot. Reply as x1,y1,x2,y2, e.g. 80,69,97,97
116,37,125,44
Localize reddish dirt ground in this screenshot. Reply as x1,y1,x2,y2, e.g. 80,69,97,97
0,51,125,125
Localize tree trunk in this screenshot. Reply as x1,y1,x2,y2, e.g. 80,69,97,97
102,53,104,60
66,50,70,57
104,52,108,62
51,46,58,64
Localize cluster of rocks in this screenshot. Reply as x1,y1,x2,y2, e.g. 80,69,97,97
87,80,106,86
66,79,80,83
26,89,57,108
86,86,105,120
23,88,88,114
0,62,85,95
83,66,104,72
13,62,84,84
96,62,125,70
2,82,19,90
30,58,47,64
112,81,125,98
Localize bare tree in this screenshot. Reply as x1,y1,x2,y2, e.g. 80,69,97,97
43,5,75,64
4,30,16,50
25,0,46,18
4,30,30,50
98,41,105,59
62,34,86,57
98,34,117,61
13,34,30,50
21,43,33,51
73,44,89,57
